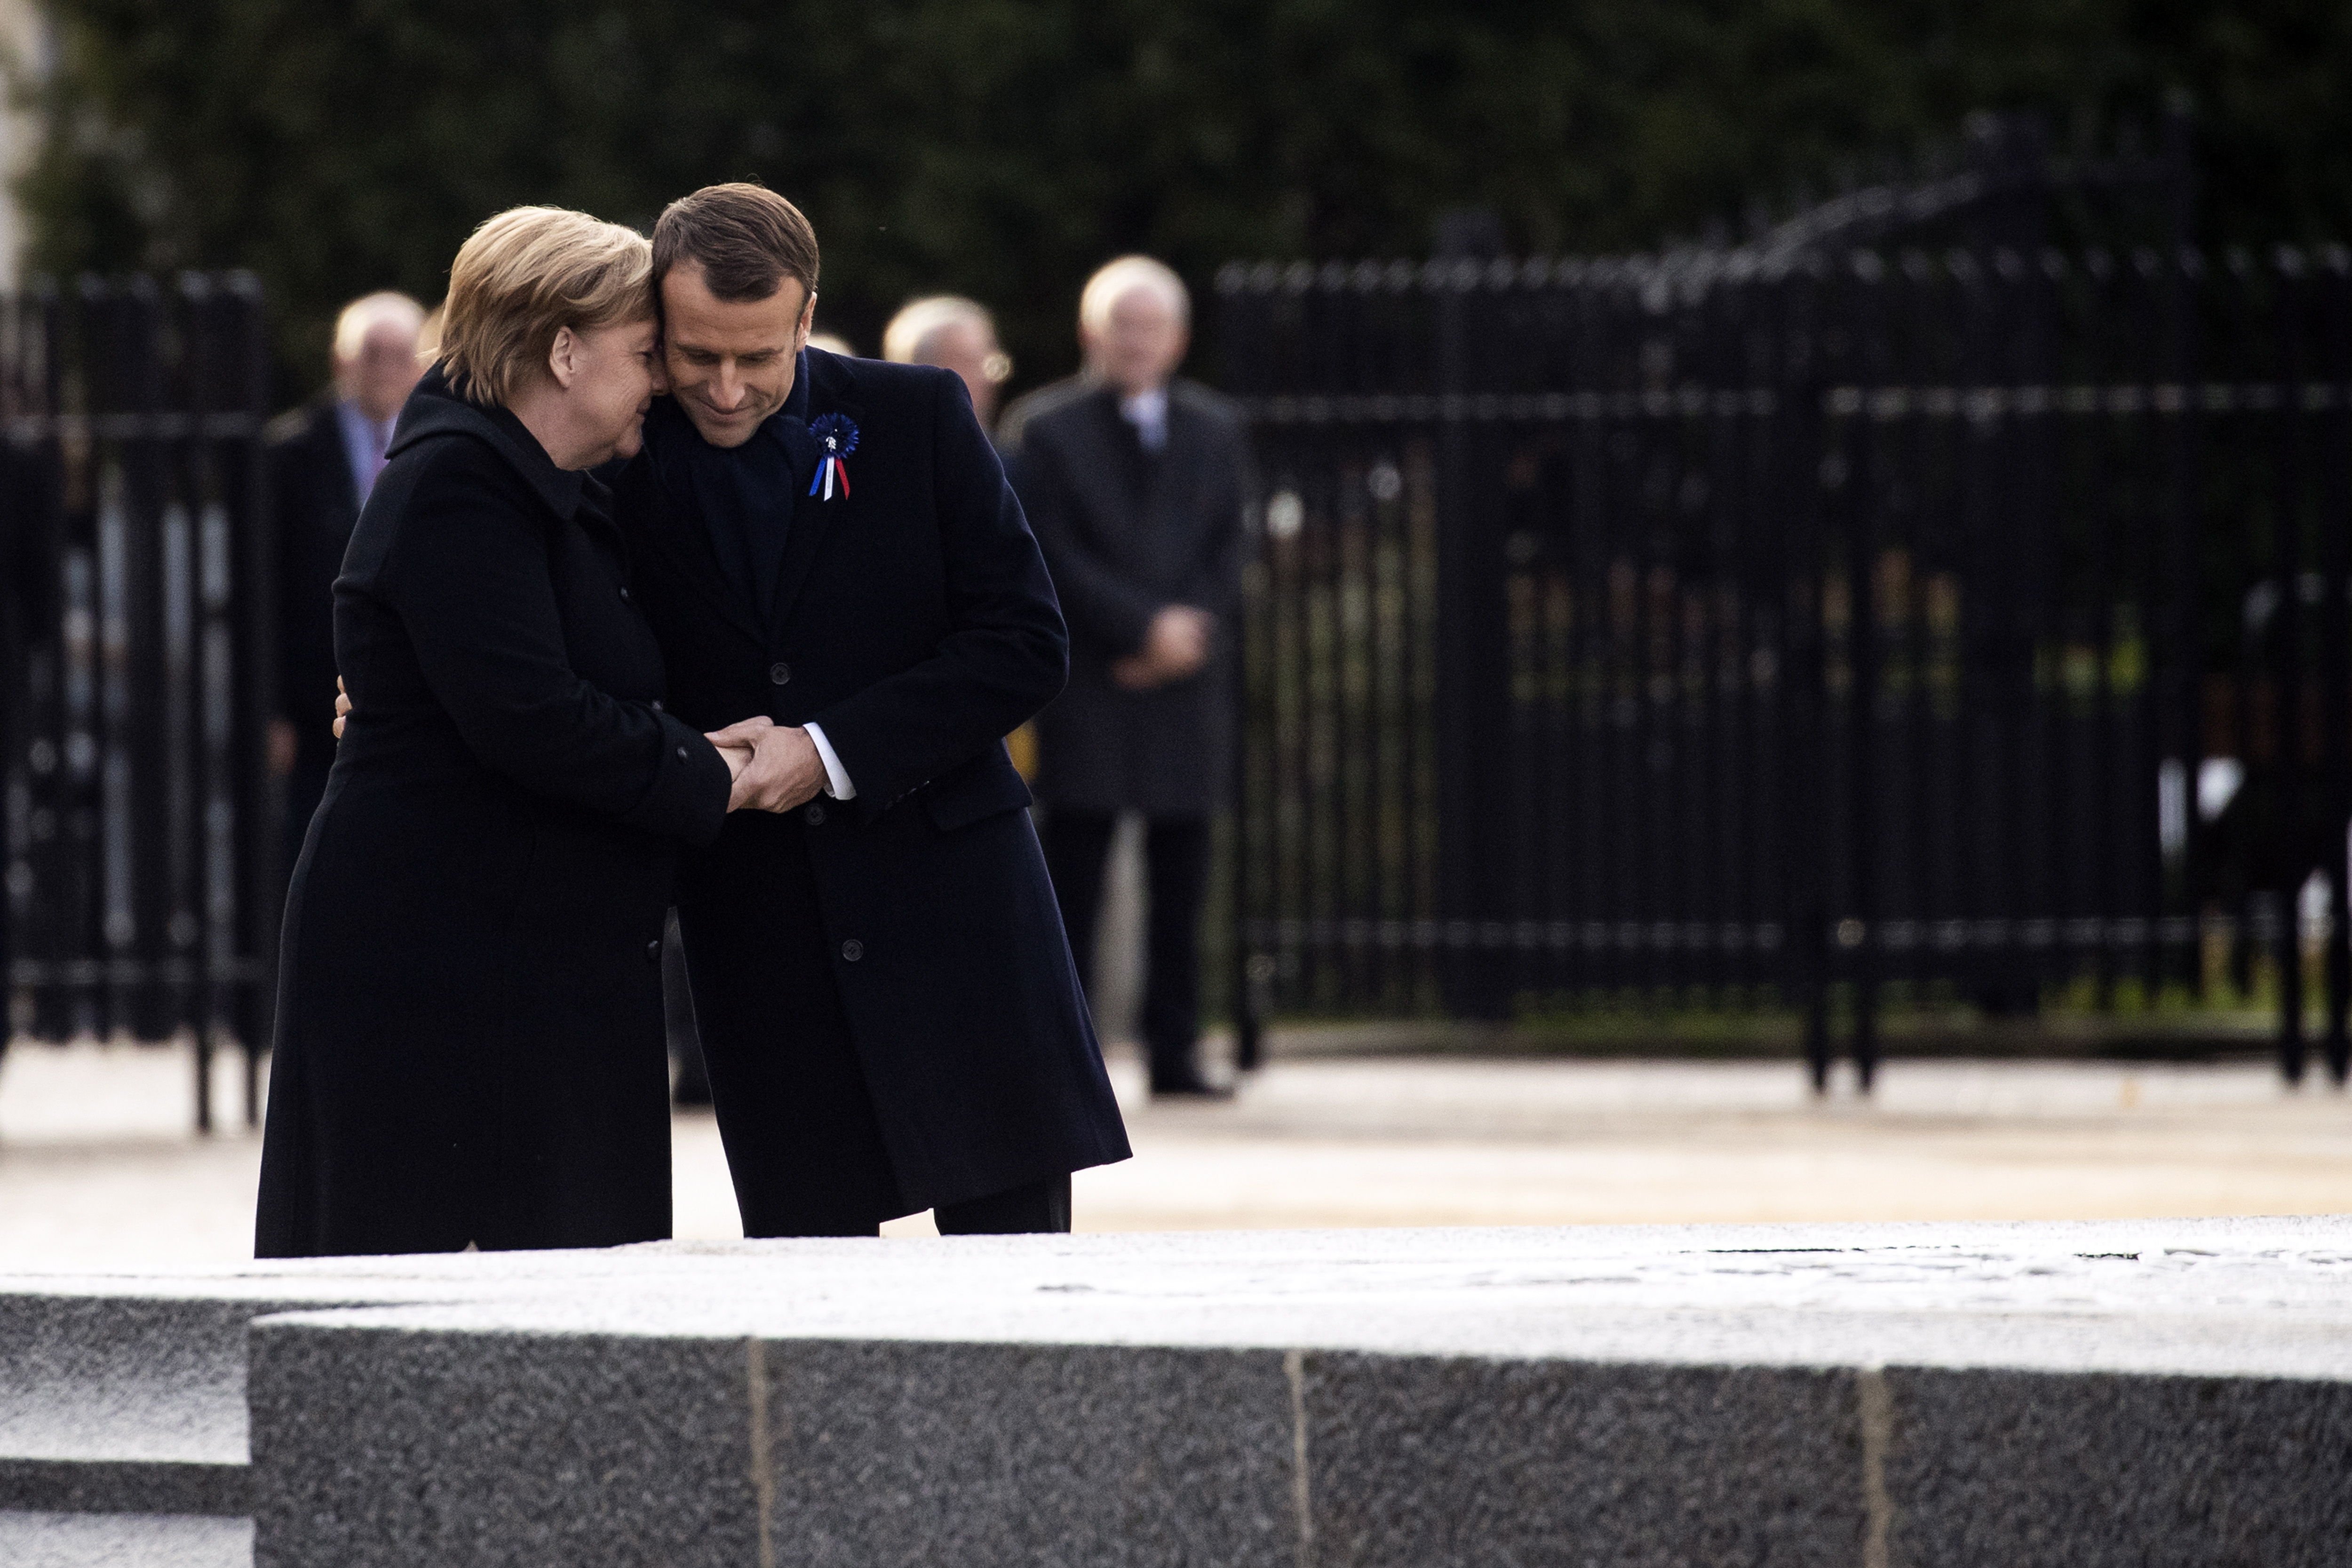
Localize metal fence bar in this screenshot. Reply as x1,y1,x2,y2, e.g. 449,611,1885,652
2,274,272,1129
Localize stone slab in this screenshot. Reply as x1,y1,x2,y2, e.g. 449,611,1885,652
11,1217,2352,1565
0,1509,252,1568
0,1456,247,1517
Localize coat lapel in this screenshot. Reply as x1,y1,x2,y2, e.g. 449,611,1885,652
768,352,862,636
1060,389,1151,543
634,464,768,648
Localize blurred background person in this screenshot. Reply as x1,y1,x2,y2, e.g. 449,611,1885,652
265,290,428,876
1002,257,1247,1099
806,330,857,357
885,294,1030,776
884,295,1014,431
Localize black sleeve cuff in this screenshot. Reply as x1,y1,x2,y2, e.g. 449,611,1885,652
620,711,734,847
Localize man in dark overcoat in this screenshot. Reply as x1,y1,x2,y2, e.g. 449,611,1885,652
265,292,425,869
999,256,1249,1098
612,184,1128,1237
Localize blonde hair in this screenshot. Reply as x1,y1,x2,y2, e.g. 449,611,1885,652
436,207,653,407
884,295,1002,372
332,291,427,364
1078,256,1188,336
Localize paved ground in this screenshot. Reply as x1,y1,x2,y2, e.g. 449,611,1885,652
1,1038,2348,1267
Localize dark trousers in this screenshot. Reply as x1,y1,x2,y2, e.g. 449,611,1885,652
1042,810,1210,1087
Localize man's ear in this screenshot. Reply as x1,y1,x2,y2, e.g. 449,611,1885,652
796,290,818,350
546,325,579,390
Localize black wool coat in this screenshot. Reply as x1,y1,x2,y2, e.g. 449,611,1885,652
610,349,1131,1214
266,398,364,771
1001,377,1250,819
255,371,734,1259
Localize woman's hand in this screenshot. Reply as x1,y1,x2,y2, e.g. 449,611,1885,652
706,716,823,813
708,718,772,810
333,677,352,739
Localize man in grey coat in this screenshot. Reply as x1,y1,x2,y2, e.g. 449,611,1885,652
1002,256,1248,1098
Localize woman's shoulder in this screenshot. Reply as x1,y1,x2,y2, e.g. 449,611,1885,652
374,430,539,521
347,430,545,585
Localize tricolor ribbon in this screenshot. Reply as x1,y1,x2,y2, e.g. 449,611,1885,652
808,413,858,501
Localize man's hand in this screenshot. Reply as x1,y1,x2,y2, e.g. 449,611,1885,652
332,678,352,740
1112,604,1214,690
706,716,826,813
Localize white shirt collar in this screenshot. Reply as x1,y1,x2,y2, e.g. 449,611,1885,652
1118,386,1170,452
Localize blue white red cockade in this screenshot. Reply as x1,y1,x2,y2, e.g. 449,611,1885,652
808,413,858,500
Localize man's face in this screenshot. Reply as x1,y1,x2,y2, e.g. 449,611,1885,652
344,319,424,423
660,261,814,449
1082,286,1187,399
923,318,1007,425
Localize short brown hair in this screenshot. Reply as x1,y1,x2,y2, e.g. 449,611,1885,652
437,207,652,406
652,183,820,303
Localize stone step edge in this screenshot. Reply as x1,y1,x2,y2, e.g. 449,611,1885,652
0,1456,249,1518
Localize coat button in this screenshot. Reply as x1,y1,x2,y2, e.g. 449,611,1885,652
675,745,689,761
840,939,863,963
645,939,661,964
651,699,663,713
804,803,826,826
619,586,632,603
769,661,792,685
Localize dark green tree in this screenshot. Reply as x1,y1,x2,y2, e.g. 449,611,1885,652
18,0,2352,403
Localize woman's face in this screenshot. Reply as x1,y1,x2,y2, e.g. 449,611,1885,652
567,315,661,465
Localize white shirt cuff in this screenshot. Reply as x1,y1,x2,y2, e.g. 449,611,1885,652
803,722,857,800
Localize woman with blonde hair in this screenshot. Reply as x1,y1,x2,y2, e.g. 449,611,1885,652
256,207,749,1257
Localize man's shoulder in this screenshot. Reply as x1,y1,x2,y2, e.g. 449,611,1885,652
264,396,337,452
817,349,955,414
996,374,1099,450
1170,378,1246,434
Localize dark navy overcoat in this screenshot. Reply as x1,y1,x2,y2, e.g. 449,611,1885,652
610,349,1129,1216
256,374,734,1258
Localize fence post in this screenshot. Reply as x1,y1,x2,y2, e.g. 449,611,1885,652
2269,251,2310,1084
1432,259,1512,1019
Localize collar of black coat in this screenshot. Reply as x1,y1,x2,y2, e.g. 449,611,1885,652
387,365,590,522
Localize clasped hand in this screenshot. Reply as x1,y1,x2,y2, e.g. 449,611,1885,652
334,679,818,816
706,716,826,814
1112,604,1215,691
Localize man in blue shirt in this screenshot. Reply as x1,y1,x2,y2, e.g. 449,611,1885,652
265,292,425,872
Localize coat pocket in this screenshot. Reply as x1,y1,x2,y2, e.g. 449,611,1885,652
922,751,1035,833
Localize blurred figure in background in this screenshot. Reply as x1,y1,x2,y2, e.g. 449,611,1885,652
1002,257,1248,1099
265,291,427,874
884,295,1013,430
806,331,856,357
886,294,1029,774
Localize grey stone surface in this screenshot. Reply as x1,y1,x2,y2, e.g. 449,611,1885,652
1883,1366,2352,1567
761,1341,1294,1567
1302,1354,1866,1567
0,1293,275,1465
13,1217,2352,1565
247,1326,758,1568
0,1509,252,1568
0,1456,247,1517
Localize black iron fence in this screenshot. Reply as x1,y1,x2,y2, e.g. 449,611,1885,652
0,275,276,1127
1221,242,2352,1086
